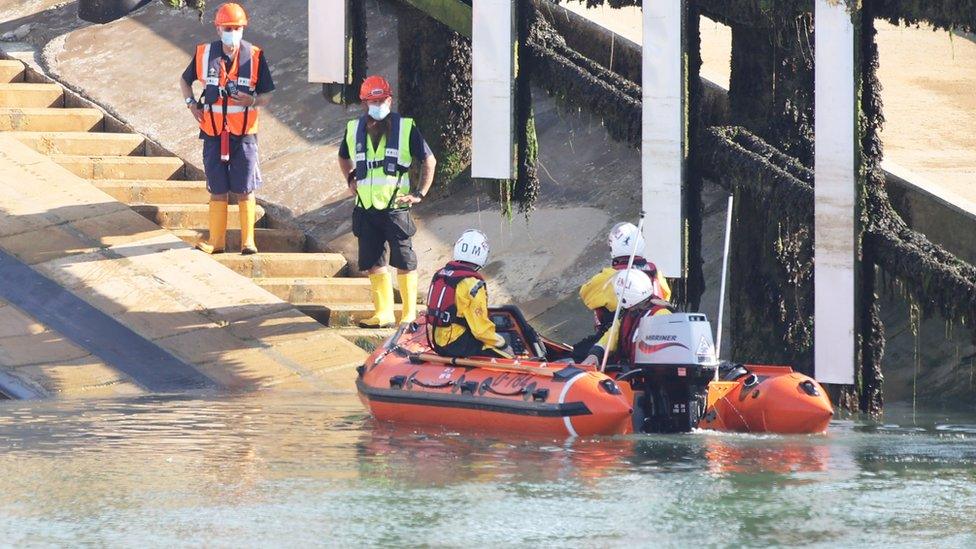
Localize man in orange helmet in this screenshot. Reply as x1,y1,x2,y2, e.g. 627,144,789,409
178,2,274,255
337,75,437,328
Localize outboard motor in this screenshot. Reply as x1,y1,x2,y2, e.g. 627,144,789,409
618,313,718,433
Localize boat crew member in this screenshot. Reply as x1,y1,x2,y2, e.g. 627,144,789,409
337,75,436,328
582,269,673,366
573,222,671,361
426,230,514,359
180,2,274,255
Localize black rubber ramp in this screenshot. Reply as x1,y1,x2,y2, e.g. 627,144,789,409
0,250,217,393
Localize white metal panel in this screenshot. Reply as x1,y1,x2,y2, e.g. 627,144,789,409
308,0,346,83
814,0,856,385
642,0,683,276
471,0,515,180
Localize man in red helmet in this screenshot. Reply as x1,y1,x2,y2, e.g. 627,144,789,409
337,75,437,328
178,2,274,255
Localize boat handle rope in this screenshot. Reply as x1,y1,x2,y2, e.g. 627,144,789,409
480,378,526,397
407,372,455,390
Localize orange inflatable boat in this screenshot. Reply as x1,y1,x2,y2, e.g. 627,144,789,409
356,311,633,437
356,306,832,437
700,365,833,434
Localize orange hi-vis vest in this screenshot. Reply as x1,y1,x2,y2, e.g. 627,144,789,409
194,40,261,136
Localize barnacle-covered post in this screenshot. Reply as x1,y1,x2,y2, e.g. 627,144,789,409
397,1,473,196
683,0,706,311
813,0,859,388
641,0,686,279
471,1,517,197
470,0,539,214
308,0,366,105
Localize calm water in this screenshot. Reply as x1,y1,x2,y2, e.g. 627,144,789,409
1,393,975,547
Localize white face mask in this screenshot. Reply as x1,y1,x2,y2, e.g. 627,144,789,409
368,102,391,121
221,29,243,47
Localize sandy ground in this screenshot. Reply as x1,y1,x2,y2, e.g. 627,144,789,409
562,2,976,207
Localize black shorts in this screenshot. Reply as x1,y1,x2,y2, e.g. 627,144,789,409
352,207,417,271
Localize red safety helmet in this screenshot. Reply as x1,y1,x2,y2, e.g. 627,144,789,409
215,3,248,27
360,75,392,102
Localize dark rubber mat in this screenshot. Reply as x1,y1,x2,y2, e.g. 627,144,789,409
0,250,217,394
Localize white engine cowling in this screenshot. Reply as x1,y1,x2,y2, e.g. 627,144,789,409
632,313,719,367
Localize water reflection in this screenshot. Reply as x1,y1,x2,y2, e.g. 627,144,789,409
1,395,975,546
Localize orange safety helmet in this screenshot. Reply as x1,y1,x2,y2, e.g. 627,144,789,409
360,75,392,102
214,2,248,27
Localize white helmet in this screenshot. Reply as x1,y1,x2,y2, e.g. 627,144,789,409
608,222,646,260
613,269,655,309
453,229,490,268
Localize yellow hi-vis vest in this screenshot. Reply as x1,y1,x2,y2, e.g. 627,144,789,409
345,114,415,210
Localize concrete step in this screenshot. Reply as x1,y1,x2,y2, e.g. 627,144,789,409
0,107,103,132
172,227,306,253
0,60,25,83
92,179,210,204
214,252,347,278
0,83,64,108
331,327,400,352
52,155,185,180
297,302,410,327
131,203,265,229
9,131,145,156
253,277,394,304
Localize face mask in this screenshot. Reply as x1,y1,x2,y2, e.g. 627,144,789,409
368,102,390,121
221,29,243,47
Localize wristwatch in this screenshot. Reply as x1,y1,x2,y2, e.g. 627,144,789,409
411,190,426,200
184,97,195,107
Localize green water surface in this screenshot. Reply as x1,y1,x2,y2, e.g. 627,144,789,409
1,395,974,547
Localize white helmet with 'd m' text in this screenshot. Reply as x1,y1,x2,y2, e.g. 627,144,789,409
453,229,490,268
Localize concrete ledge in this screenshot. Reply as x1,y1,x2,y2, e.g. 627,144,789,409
253,277,376,304
93,180,210,204
171,228,306,253
883,160,976,265
52,154,185,180
0,107,103,131
215,253,347,278
9,131,146,156
131,203,266,230
297,302,407,327
0,134,365,397
0,83,64,108
0,60,25,83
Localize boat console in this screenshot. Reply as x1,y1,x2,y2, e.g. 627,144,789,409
488,305,547,359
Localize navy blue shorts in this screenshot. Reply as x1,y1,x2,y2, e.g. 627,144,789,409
202,135,262,195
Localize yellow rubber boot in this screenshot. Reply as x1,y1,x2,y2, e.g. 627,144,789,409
359,272,396,328
397,271,418,324
196,200,227,254
239,195,258,255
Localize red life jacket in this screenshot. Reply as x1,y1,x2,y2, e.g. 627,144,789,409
612,305,668,364
594,257,660,330
614,309,647,364
425,261,485,330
